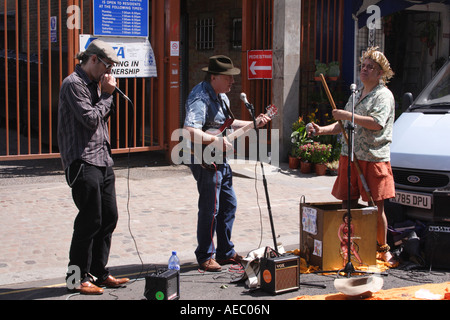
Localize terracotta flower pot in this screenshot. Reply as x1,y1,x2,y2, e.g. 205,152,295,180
315,163,327,176
300,161,312,174
289,156,300,169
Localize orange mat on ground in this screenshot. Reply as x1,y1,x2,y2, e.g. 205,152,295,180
293,282,450,300
291,253,450,300
295,252,392,275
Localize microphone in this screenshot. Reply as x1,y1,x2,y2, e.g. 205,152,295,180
350,84,358,93
240,93,253,110
114,87,131,102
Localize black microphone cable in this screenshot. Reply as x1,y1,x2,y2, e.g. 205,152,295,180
117,88,146,285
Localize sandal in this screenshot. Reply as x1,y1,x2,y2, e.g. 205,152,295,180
377,243,399,268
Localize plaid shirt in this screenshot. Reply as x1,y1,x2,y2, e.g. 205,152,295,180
58,64,114,169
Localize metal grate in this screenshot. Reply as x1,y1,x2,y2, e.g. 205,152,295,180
393,169,450,189
231,18,242,49
195,18,215,50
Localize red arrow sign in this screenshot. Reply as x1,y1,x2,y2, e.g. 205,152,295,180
247,50,273,80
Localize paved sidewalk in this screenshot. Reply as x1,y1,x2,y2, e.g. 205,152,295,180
0,153,336,287
1,153,449,303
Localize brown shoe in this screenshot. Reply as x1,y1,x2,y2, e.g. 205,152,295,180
217,253,243,266
69,281,104,295
199,259,222,272
97,275,130,288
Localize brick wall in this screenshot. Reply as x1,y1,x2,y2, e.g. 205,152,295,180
185,0,243,118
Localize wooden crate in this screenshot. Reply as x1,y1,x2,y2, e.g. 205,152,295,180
300,202,378,271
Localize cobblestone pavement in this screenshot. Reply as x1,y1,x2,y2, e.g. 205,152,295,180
1,153,449,302
0,153,336,286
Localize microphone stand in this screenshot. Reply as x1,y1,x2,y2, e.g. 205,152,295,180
342,86,357,277
245,102,278,254
339,85,376,278
246,101,325,290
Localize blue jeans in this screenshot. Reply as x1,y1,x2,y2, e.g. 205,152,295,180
190,163,237,264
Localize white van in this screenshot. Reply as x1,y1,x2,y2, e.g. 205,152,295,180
389,59,450,222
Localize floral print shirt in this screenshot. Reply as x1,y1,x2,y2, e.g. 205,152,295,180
341,84,395,162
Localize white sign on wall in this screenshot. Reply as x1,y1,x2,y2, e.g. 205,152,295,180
79,35,158,78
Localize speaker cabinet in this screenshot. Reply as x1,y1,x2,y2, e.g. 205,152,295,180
424,223,450,270
260,255,300,295
144,269,180,300
300,202,377,271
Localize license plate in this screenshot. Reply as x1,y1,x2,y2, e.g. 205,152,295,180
390,191,432,209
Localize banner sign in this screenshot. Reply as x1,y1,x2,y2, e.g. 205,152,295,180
80,35,157,78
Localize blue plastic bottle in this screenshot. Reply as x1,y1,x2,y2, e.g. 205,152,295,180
168,251,180,271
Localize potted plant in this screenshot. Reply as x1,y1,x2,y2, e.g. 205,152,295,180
289,145,300,169
328,61,340,81
314,60,328,81
419,20,438,56
326,160,339,176
289,117,312,169
310,143,332,176
299,143,313,174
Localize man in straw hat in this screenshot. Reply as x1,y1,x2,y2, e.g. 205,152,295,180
58,39,129,294
184,55,271,271
307,47,398,267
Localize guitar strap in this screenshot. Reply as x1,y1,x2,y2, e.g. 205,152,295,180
221,96,235,121
201,95,235,134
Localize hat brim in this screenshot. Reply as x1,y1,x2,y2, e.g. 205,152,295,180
202,67,241,76
85,39,120,64
334,276,384,297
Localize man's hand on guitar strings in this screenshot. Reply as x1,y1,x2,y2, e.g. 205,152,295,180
210,135,234,153
256,113,272,128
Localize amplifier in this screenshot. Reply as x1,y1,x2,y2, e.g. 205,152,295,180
424,223,450,270
260,255,300,295
144,269,180,300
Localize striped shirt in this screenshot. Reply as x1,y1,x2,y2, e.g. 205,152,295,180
57,64,114,170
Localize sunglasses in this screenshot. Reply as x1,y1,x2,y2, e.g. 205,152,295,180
97,56,114,70
360,63,379,72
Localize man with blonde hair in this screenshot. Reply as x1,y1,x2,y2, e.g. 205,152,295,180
307,47,398,267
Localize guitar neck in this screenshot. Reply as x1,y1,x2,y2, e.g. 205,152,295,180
209,105,277,143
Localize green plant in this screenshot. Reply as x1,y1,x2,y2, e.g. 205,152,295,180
310,142,332,164
328,61,340,78
299,143,314,162
314,60,328,77
290,145,301,158
419,20,438,55
290,117,313,157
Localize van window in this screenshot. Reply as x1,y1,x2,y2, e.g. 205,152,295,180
411,61,450,110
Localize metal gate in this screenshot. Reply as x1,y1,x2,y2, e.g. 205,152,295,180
241,0,274,120
300,0,345,117
241,0,345,119
1,0,179,161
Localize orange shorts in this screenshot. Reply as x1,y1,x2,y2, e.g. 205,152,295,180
331,156,395,203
